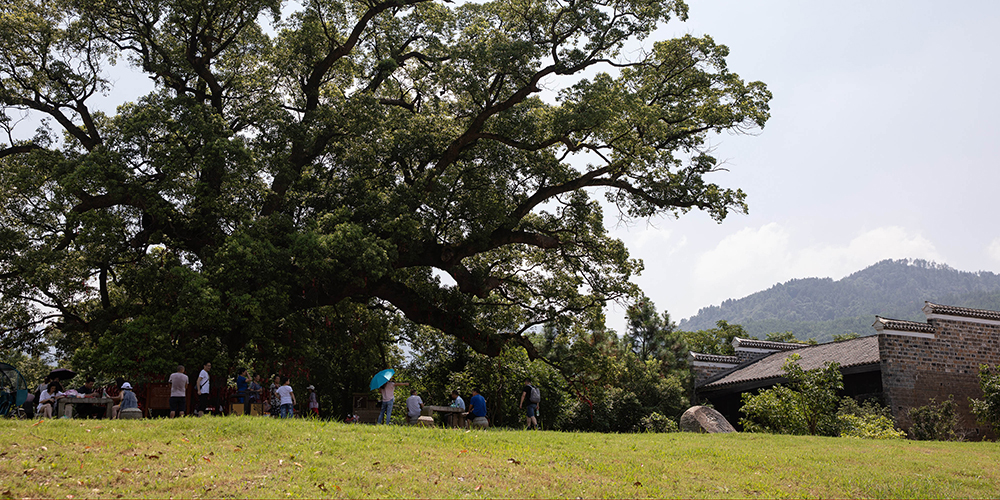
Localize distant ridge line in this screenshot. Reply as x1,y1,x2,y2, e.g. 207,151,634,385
677,259,1000,342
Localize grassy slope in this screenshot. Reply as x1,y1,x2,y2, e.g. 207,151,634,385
1,417,998,499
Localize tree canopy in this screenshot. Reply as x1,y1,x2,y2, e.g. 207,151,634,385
0,0,769,374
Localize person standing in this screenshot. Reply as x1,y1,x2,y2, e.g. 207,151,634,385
268,375,281,417
196,362,211,417
448,390,466,428
275,377,296,418
307,385,319,417
168,365,189,418
405,389,424,424
519,377,540,430
248,374,263,415
376,379,408,424
466,388,487,428
235,368,249,415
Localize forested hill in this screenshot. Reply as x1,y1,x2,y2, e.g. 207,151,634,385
677,259,1000,342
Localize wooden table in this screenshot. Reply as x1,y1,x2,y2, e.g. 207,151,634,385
57,397,114,419
422,405,465,428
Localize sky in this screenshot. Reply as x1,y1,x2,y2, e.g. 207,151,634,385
603,0,1000,332
6,0,999,335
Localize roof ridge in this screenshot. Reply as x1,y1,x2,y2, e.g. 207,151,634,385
732,337,804,350
923,302,1000,322
689,352,739,363
873,316,936,333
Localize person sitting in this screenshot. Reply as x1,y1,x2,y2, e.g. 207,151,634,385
464,388,488,429
74,377,104,419
113,382,138,418
36,382,65,419
448,390,466,428
405,389,423,424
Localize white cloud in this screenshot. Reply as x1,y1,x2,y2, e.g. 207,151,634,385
615,223,688,259
988,238,1000,262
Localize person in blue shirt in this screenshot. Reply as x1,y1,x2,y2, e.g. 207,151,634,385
235,368,249,415
113,382,138,418
448,390,465,427
465,388,488,428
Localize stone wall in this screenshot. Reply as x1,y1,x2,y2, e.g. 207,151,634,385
692,363,735,386
879,317,1000,439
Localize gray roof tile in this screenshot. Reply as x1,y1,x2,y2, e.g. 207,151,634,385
923,302,1000,322
698,336,880,390
872,316,936,333
689,352,739,364
732,338,803,351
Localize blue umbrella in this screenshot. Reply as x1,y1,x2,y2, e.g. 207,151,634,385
369,369,395,391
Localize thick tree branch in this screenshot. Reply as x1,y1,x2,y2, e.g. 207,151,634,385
0,143,43,159
372,277,538,359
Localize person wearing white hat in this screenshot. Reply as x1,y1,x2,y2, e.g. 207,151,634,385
307,385,319,417
113,382,138,419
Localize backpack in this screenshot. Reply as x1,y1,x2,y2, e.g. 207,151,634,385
529,385,540,404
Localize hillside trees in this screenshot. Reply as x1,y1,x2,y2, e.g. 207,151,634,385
625,295,686,369
0,0,770,379
680,319,745,355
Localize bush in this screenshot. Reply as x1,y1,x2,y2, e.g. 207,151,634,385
739,355,842,436
636,412,679,433
970,364,1000,435
837,398,905,439
740,385,809,434
908,397,960,441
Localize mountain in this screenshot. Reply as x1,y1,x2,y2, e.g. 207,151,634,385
677,259,1000,342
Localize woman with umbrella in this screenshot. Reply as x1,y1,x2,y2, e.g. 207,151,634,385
371,369,408,425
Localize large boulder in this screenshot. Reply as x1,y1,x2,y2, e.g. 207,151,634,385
680,406,736,433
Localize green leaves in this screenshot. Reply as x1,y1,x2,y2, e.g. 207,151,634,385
739,355,844,436
970,364,1000,435
1,0,770,388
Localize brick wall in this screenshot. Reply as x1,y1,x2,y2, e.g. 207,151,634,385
879,317,1000,439
692,363,735,385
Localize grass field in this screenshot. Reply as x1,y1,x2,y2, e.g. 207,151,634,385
1,416,998,499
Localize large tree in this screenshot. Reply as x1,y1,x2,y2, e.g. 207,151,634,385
0,0,770,370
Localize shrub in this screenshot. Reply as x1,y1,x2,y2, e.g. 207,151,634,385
908,397,960,441
739,355,842,436
740,385,809,434
636,412,679,433
970,364,1000,435
837,398,905,439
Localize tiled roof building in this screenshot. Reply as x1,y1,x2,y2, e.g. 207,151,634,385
693,301,1000,439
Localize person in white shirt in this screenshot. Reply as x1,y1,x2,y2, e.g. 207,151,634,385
196,362,211,416
168,365,189,418
275,376,296,418
376,378,409,424
37,382,64,419
405,389,424,423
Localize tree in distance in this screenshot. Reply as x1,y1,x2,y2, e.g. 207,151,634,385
0,0,770,374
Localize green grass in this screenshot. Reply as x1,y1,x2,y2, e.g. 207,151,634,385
1,417,998,498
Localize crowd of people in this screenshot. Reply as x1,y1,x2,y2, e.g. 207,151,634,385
34,376,138,419
373,376,542,429
168,363,317,419
30,364,544,429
